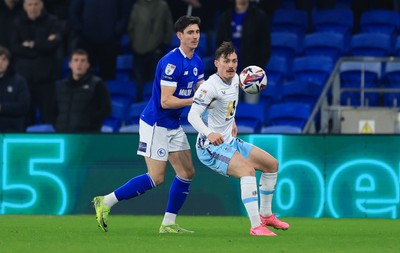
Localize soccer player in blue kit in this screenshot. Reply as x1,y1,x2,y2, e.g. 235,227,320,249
188,42,289,236
93,15,204,234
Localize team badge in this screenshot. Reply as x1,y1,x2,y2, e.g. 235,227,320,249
193,67,198,76
165,63,176,75
157,148,166,157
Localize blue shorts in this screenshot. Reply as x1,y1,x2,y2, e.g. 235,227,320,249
196,137,253,177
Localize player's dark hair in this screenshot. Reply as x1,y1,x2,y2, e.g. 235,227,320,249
215,41,236,60
0,46,11,60
174,15,201,33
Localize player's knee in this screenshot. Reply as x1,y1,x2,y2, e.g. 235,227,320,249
178,166,195,179
241,164,256,177
269,157,279,173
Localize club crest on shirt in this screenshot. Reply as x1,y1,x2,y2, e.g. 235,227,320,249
193,67,198,76
165,63,176,75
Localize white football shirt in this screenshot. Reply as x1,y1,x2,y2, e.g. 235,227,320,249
190,73,240,145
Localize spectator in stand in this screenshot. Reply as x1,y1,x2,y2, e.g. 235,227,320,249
11,0,62,126
0,0,22,48
55,49,111,133
216,0,271,104
0,46,30,133
69,0,132,80
127,0,174,102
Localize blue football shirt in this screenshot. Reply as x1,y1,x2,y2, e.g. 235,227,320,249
141,47,204,129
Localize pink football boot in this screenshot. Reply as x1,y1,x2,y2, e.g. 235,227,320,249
260,214,290,230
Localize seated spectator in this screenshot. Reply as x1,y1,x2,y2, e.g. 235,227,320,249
0,46,30,133
55,49,111,132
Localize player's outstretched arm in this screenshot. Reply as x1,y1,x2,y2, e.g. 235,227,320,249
160,85,193,109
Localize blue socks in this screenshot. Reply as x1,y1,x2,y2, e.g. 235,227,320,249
165,176,191,214
114,173,156,201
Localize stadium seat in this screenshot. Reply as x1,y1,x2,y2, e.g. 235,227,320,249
103,100,128,132
395,36,400,56
26,124,55,132
350,33,392,57
106,80,138,108
281,80,322,108
119,102,148,133
265,56,288,86
360,10,399,38
271,32,301,69
115,54,133,81
267,102,311,129
120,34,132,54
235,103,265,133
339,61,381,106
261,125,302,134
101,125,113,133
142,81,153,101
292,56,334,86
203,56,215,79
382,62,400,107
272,9,308,37
303,33,345,62
312,9,354,37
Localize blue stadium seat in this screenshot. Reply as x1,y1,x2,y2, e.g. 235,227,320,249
281,80,322,108
115,54,133,81
292,56,334,86
339,61,381,106
303,33,345,62
142,81,153,101
265,56,288,86
350,33,392,57
312,9,354,37
395,36,400,56
120,34,132,54
26,124,55,132
267,102,311,129
235,103,265,133
106,80,138,108
271,32,301,69
272,9,308,37
382,62,400,107
203,56,215,79
261,125,302,134
103,100,128,132
119,102,148,133
360,10,399,38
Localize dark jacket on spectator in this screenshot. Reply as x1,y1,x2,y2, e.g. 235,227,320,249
216,3,271,71
10,10,62,84
0,66,30,132
55,72,111,132
69,0,131,44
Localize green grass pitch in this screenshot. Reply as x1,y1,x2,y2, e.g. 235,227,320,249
0,215,399,253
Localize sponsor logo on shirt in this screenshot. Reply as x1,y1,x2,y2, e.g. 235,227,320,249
165,63,176,75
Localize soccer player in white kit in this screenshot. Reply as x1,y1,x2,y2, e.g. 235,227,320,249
93,15,204,233
188,42,289,236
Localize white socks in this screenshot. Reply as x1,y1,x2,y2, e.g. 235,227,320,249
161,212,177,226
240,176,261,228
259,172,277,217
103,192,118,208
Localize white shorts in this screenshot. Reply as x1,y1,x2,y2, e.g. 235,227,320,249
137,119,191,161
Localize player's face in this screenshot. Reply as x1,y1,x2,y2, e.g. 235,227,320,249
215,52,238,82
24,0,43,21
69,54,90,79
0,54,10,75
178,24,200,51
